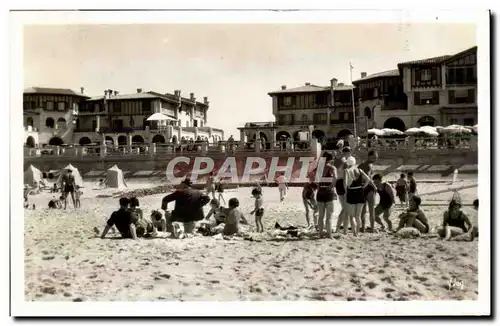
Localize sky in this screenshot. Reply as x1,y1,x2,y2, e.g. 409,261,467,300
23,23,476,137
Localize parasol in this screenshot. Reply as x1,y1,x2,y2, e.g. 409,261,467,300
418,126,439,137
441,124,472,134
147,113,171,121
472,124,478,133
382,128,404,136
367,128,385,137
405,127,421,135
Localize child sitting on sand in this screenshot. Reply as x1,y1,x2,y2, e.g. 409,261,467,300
395,196,429,234
205,198,228,226
150,210,167,232
223,198,248,236
48,196,63,209
437,199,476,241
250,188,265,232
100,197,138,239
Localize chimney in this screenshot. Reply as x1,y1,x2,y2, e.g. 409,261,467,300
104,90,108,98
80,87,85,94
108,89,113,97
305,82,310,86
190,92,195,101
281,85,286,90
330,78,338,87
361,72,367,78
137,88,142,93
114,90,119,96
203,96,209,105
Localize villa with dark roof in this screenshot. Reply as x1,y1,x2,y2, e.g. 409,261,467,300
23,87,224,148
352,45,477,132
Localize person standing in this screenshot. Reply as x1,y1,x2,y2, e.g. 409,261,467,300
60,169,76,209
276,173,288,202
161,178,211,234
316,151,337,238
344,156,375,236
302,181,318,228
334,147,351,233
372,174,396,232
408,172,418,199
359,150,378,232
206,171,216,199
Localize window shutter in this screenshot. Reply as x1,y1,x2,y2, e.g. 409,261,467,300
433,91,439,104
291,96,296,106
415,69,421,82
468,89,475,103
431,68,437,81
449,90,455,104
278,96,283,107
414,92,420,105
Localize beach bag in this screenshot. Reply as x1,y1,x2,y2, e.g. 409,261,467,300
395,227,421,239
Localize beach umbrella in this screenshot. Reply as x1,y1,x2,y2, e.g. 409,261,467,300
368,128,385,137
472,124,478,133
405,127,422,135
382,128,404,136
441,125,472,134
418,126,439,137
146,113,170,121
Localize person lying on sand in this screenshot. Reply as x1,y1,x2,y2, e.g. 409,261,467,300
395,196,429,234
437,199,476,241
100,197,138,240
250,188,265,232
48,196,64,209
223,198,249,236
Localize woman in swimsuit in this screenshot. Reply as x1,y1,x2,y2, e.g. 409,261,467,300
334,147,350,233
437,199,476,241
343,156,375,236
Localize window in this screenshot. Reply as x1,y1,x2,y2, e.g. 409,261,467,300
421,69,432,81
185,120,189,127
92,120,97,131
463,118,475,126
448,89,475,104
57,102,65,111
449,118,459,125
114,102,121,113
313,113,327,124
315,93,327,106
46,101,54,110
284,96,292,106
193,120,198,127
414,91,439,105
94,103,100,113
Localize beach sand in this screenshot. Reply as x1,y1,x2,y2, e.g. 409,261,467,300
24,179,478,301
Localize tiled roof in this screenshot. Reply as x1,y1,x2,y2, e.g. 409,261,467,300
397,55,452,66
268,84,354,95
443,46,477,63
352,69,400,83
24,87,89,97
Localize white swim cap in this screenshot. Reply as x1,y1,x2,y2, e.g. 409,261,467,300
345,156,357,166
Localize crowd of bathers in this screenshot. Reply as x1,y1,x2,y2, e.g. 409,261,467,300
98,146,478,242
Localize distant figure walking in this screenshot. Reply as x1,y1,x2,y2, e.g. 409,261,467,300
206,171,216,199
275,173,288,202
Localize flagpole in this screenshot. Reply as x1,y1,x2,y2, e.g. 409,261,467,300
349,62,358,139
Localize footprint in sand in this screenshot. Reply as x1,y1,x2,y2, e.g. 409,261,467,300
41,286,57,295
63,292,72,297
365,281,378,289
72,297,85,302
209,280,221,284
413,275,428,282
42,256,55,261
383,287,395,293
87,274,98,279
153,273,171,281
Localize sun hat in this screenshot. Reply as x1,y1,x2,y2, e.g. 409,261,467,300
345,156,356,166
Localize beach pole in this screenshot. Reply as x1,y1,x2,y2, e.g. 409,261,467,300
417,183,477,197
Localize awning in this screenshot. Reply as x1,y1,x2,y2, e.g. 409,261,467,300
147,113,175,121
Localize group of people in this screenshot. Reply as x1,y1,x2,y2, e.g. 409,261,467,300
47,169,82,210
300,147,478,240
98,146,478,242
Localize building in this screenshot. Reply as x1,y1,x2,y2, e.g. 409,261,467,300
352,69,407,131
353,46,477,132
23,87,90,147
23,87,225,147
239,79,359,145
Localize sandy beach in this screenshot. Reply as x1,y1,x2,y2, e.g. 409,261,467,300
24,178,478,302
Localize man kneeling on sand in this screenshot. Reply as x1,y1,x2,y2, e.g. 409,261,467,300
395,196,430,234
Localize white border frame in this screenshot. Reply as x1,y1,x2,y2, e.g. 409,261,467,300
10,9,490,317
